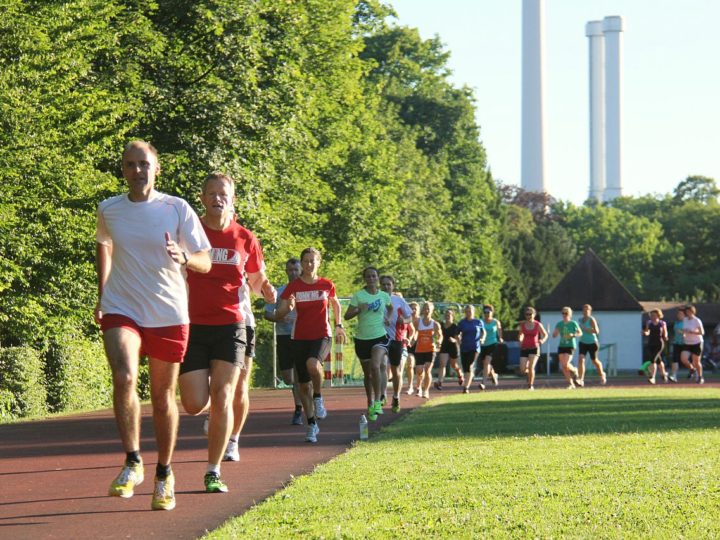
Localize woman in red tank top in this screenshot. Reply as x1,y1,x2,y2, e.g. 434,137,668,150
517,307,547,391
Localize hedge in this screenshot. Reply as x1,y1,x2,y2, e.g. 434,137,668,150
0,346,46,419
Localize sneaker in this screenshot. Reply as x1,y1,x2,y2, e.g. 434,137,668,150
668,374,678,383
567,384,576,390
698,377,705,385
204,472,228,493
368,405,378,422
663,375,669,383
434,382,442,391
223,439,240,462
478,382,486,391
575,378,585,388
528,385,535,391
151,473,176,511
305,422,319,443
391,397,400,413
291,409,304,425
374,400,384,415
688,368,696,379
600,374,607,385
109,460,144,498
422,390,430,399
458,375,464,386
491,372,499,386
648,377,656,385
380,395,387,406
406,387,414,396
314,397,327,419
202,415,210,436
462,388,469,394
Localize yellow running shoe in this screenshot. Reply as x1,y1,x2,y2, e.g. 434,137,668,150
151,473,176,510
108,460,144,498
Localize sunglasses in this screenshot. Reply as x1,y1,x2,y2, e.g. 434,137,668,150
483,309,492,313
562,312,569,315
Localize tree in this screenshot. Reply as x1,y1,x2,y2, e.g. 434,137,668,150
673,175,719,205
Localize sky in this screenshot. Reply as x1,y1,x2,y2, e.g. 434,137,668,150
389,0,720,205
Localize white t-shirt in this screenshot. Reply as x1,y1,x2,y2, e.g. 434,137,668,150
97,190,210,327
237,282,255,327
683,316,704,345
384,294,412,339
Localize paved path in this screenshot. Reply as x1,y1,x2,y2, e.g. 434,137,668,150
0,387,426,540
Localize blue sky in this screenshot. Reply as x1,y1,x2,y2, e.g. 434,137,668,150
389,0,720,204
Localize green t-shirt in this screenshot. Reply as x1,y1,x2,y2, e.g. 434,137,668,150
350,289,392,340
578,317,598,344
555,320,581,348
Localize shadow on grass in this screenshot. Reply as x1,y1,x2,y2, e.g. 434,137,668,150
383,394,720,439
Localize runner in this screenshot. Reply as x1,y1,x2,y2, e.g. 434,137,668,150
345,267,393,421
552,307,583,389
413,302,442,399
380,275,413,413
435,309,463,391
456,305,484,394
681,305,705,384
577,304,607,385
178,172,275,493
274,248,346,442
264,258,304,423
642,308,669,384
405,302,420,395
478,304,502,389
96,141,212,510
518,307,547,391
668,307,694,382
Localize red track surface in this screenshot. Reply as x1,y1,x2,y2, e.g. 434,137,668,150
0,376,711,539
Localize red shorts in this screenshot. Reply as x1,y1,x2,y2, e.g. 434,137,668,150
101,314,189,363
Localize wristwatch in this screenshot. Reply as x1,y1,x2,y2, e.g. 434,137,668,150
181,251,189,266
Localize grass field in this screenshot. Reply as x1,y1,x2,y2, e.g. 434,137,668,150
207,387,720,539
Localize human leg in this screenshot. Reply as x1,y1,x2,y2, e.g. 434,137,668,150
436,352,449,388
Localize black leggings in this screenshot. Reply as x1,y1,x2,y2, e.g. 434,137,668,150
461,351,478,373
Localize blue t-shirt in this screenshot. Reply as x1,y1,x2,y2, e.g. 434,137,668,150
457,318,484,352
264,284,296,336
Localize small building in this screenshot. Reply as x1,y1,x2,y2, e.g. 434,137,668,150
537,249,643,372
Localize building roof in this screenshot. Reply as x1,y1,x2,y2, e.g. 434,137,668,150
537,249,643,312
640,301,720,328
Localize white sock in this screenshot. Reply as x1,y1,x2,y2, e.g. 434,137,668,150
207,463,220,475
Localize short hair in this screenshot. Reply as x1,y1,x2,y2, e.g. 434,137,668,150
685,305,696,314
583,304,592,311
483,304,494,312
650,308,664,318
422,301,434,313
300,247,322,262
561,306,573,315
362,266,379,278
380,275,396,285
408,302,419,309
525,306,536,316
286,257,301,266
202,172,235,193
123,140,158,162
464,304,475,312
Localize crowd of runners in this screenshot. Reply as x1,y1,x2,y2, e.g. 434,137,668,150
95,142,710,512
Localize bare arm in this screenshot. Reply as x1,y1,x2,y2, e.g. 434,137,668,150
275,297,294,320
497,321,504,343
95,242,112,323
164,232,211,273
247,270,277,303
331,295,347,344
539,324,548,344
344,304,361,320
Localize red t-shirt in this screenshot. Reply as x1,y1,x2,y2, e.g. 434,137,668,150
187,221,264,325
281,277,335,340
520,320,542,349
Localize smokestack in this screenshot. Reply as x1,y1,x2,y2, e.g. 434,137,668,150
586,21,605,202
521,0,546,193
603,15,624,201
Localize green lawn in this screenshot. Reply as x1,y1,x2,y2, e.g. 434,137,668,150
207,387,720,539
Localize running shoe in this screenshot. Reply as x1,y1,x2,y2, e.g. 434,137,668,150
291,409,304,425
391,397,400,413
567,384,576,390
305,422,320,443
434,382,442,391
462,388,469,394
648,377,656,385
368,404,378,422
575,378,585,388
478,382,486,391
109,459,144,498
668,374,678,383
688,368,696,379
374,400,384,415
663,375,669,383
223,439,240,462
151,473,176,511
458,374,464,386
202,415,210,436
600,374,607,385
491,372,499,386
422,390,430,399
528,385,535,391
406,387,414,396
314,396,327,419
380,395,387,406
204,472,228,493
698,377,705,385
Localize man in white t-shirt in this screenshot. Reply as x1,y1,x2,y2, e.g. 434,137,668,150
95,141,212,510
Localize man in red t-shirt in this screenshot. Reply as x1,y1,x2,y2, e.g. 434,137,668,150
178,172,275,494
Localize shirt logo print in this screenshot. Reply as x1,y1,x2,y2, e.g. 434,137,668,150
211,248,241,265
296,290,328,302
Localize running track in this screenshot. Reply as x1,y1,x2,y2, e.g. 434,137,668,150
0,377,710,539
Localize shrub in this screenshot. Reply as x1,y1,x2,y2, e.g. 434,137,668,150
44,339,112,413
0,346,46,419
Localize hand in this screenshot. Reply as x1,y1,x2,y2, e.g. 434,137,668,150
164,232,186,265
94,302,102,325
287,294,296,312
335,326,347,345
262,282,277,304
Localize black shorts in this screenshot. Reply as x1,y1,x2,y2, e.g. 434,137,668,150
181,323,246,374
685,343,703,357
291,337,332,384
480,344,497,360
578,342,598,360
387,340,405,367
439,341,459,358
276,334,293,372
245,325,256,358
408,343,416,355
460,351,478,372
557,347,574,355
354,335,390,361
647,342,665,363
672,343,685,363
521,348,539,357
415,351,435,365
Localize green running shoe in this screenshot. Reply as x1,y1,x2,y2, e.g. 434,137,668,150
204,472,229,493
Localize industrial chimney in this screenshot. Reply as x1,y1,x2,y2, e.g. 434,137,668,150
586,21,605,202
603,15,624,200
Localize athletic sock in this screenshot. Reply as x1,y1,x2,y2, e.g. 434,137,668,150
308,416,316,425
125,451,141,465
156,463,172,480
229,435,239,443
206,463,220,476
312,392,321,399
